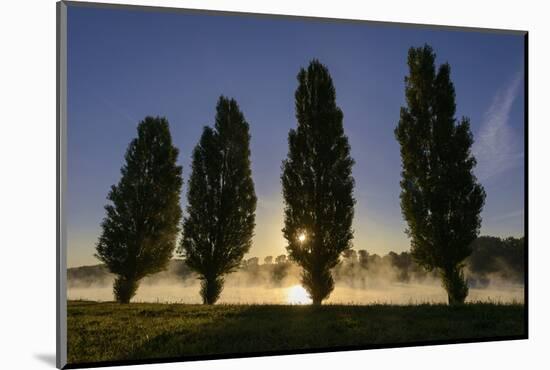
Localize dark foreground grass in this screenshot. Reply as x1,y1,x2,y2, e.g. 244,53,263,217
67,300,525,365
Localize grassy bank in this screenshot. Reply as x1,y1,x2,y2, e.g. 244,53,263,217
67,300,525,365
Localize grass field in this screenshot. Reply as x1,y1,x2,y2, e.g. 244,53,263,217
67,300,525,365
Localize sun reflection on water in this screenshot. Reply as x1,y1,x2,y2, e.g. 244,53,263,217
286,284,311,305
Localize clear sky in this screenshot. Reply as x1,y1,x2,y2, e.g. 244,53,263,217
66,5,525,267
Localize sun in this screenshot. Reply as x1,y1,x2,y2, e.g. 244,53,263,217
298,233,307,243
287,284,311,305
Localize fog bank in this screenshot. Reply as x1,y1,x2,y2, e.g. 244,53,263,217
67,258,524,304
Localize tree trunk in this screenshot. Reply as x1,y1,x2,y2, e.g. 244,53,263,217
113,276,139,304
441,266,469,305
200,275,223,305
303,266,334,306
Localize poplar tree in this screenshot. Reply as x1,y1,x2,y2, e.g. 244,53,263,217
395,45,486,304
180,96,257,304
96,116,183,303
281,60,355,305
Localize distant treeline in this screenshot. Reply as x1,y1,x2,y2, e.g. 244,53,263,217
467,236,524,285
332,236,524,288
68,235,524,289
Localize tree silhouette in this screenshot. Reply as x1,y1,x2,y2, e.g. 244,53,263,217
358,250,369,268
96,116,183,303
281,60,355,305
343,249,358,265
468,236,525,284
395,45,486,305
275,255,287,264
180,96,257,305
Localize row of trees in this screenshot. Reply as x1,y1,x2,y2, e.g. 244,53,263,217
96,44,487,305
242,255,288,266
95,97,257,304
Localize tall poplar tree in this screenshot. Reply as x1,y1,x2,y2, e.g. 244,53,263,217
180,96,256,305
281,60,355,305
96,116,183,303
395,45,486,304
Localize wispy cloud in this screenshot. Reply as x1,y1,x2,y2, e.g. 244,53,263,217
473,72,524,182
97,95,138,126
491,209,524,222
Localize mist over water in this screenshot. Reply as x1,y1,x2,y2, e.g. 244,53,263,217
67,262,524,304
68,282,524,305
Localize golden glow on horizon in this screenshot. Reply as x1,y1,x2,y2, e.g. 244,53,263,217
68,196,413,267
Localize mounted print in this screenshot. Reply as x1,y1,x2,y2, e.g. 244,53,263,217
56,1,528,368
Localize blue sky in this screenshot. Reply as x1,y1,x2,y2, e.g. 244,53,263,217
66,5,525,267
